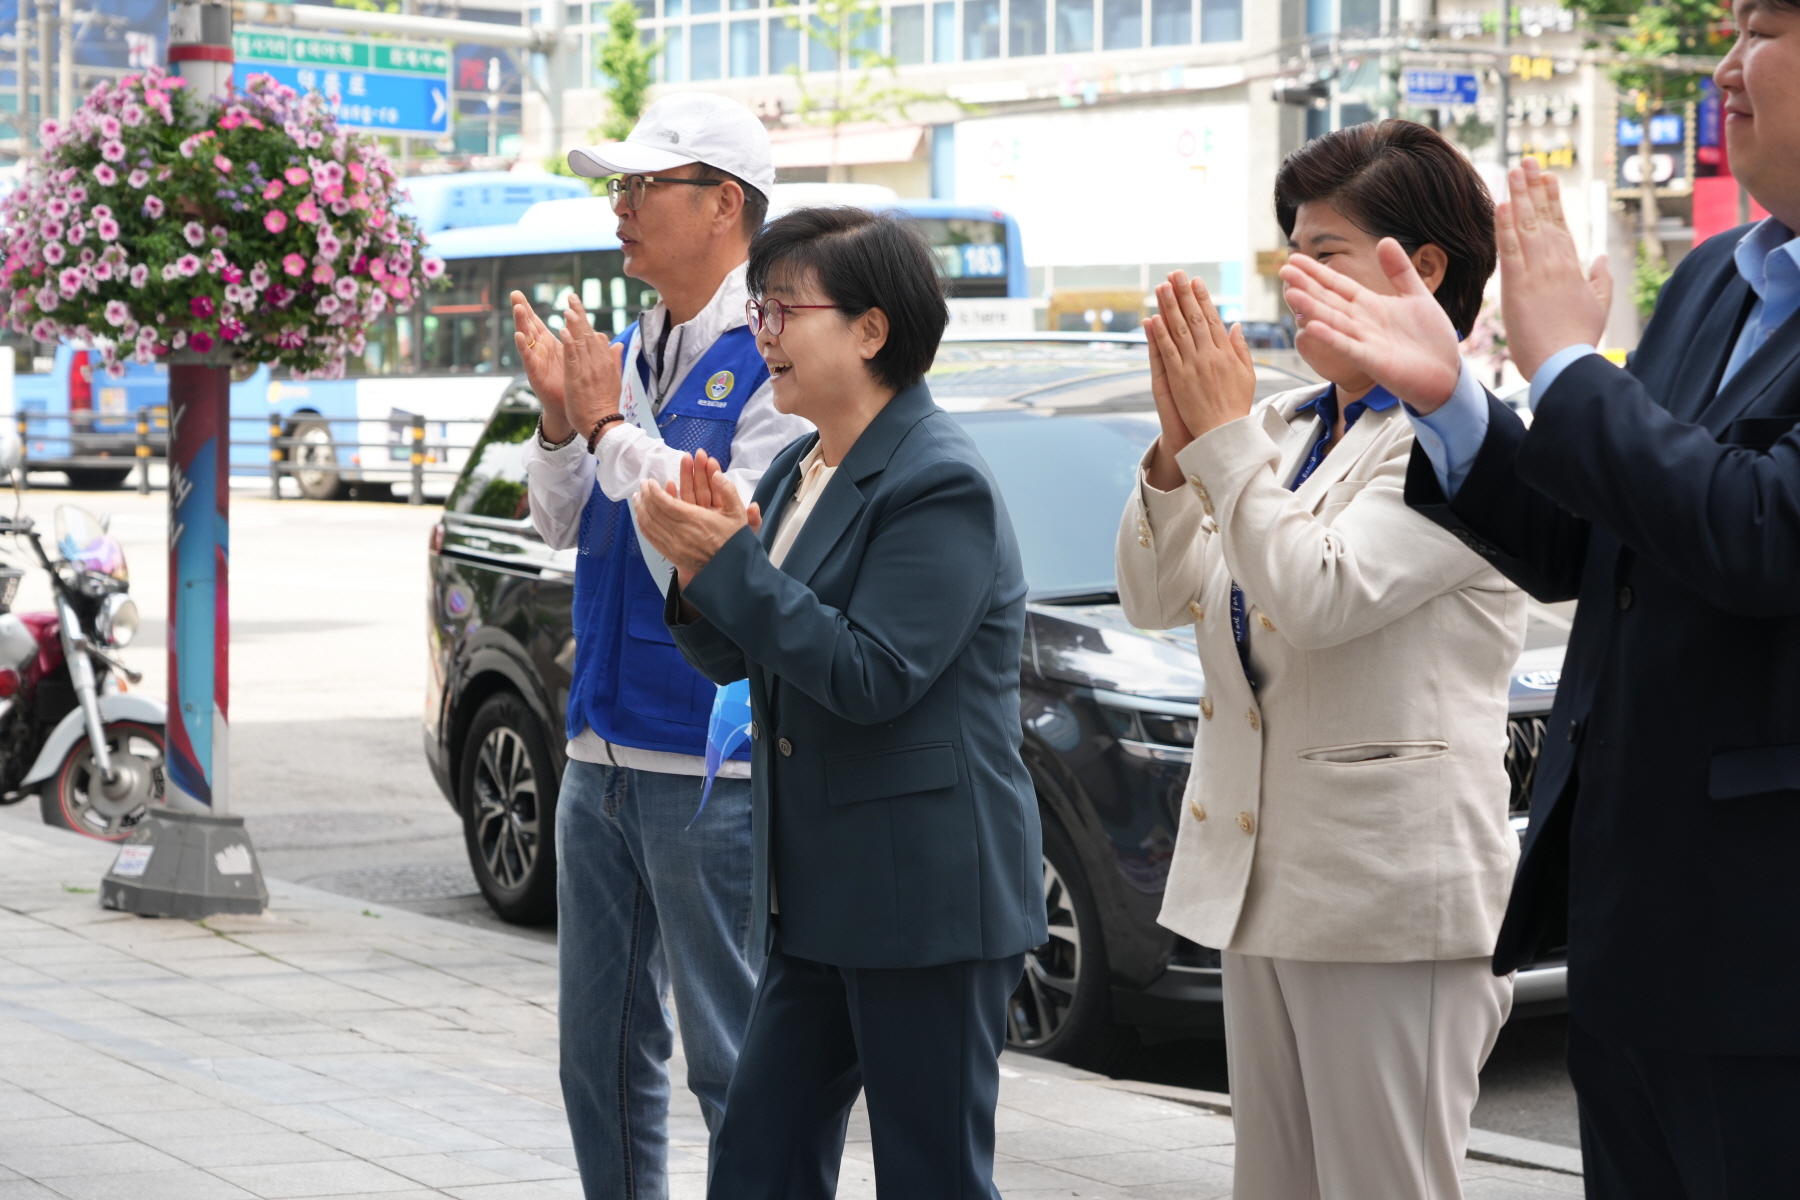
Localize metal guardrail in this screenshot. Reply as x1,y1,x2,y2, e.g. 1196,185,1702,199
10,410,488,505
239,415,490,506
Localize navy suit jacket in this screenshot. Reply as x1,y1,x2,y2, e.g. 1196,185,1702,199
1406,226,1800,1053
666,382,1048,970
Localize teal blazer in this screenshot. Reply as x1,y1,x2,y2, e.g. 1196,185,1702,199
666,382,1047,969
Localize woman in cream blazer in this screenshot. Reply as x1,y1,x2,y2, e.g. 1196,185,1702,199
1117,121,1524,1200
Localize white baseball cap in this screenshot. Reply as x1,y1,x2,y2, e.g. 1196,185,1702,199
568,93,775,197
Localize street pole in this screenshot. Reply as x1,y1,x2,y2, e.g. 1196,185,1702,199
35,0,51,139
100,0,267,920
14,6,28,156
1495,0,1510,169
55,0,69,123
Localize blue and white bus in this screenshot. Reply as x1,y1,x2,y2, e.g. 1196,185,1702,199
6,177,1027,498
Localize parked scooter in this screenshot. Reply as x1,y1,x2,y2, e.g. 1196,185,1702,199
0,435,167,840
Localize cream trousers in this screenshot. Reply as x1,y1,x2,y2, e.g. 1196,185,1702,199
1222,952,1514,1200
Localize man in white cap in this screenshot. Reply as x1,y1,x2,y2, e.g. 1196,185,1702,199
513,93,809,1199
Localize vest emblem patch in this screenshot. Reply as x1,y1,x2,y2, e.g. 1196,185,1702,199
702,370,735,405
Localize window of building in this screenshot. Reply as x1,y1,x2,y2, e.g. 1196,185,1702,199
663,24,685,79
690,21,721,76
729,0,758,9
808,14,837,69
893,4,927,63
1102,0,1141,48
933,0,957,60
1149,0,1188,45
690,0,719,12
770,14,800,70
1199,0,1240,41
729,18,761,74
1306,0,1330,34
964,0,1001,58
1340,0,1380,32
1010,0,1048,55
1055,0,1093,51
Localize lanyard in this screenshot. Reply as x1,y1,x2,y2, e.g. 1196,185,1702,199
619,324,678,596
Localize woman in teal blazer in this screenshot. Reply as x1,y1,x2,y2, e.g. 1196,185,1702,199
634,205,1045,1200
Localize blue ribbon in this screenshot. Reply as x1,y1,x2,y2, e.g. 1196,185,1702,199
692,679,753,828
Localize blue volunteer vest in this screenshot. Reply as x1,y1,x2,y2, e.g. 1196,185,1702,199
567,322,768,757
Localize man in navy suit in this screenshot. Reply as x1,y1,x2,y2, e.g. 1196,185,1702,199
1276,3,1800,1193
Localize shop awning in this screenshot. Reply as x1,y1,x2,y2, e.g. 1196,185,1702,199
767,123,927,169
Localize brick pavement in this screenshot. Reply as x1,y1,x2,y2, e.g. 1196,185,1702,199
0,819,1582,1199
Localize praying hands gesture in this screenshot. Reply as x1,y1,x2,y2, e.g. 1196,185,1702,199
510,292,626,445
635,449,766,602
1143,270,1259,492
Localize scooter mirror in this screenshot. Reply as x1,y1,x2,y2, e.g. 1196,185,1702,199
0,430,20,474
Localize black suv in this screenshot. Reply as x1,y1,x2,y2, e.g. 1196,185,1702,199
425,336,1568,1068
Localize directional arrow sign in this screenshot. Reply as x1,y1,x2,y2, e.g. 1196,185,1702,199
233,28,452,137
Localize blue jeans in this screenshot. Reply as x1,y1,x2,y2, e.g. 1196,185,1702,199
557,759,761,1200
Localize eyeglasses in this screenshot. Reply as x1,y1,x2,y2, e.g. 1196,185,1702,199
606,174,724,211
745,298,837,336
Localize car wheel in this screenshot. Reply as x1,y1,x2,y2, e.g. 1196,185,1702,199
459,692,558,925
290,421,348,501
1007,815,1136,1071
64,468,132,490
39,721,165,841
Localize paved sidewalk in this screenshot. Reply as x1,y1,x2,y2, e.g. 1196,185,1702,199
0,820,1582,1199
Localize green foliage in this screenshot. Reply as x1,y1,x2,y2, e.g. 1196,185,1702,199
596,0,661,143
331,0,402,14
1633,240,1674,316
1565,0,1732,104
774,0,961,130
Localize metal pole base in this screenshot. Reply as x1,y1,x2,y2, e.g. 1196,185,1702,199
100,809,268,918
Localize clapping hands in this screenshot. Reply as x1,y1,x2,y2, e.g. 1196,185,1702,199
635,449,765,596
510,291,625,444
1143,270,1258,492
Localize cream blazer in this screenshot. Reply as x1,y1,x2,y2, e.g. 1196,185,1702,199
1116,386,1525,963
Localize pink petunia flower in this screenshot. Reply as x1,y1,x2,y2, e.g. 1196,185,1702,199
96,218,119,242
176,254,201,277
312,263,335,284
421,257,445,280
282,253,305,277
98,115,121,138
249,263,270,290
222,264,243,284
104,299,131,327
213,155,232,174
190,295,215,319
316,295,340,315
92,260,113,281
58,267,83,296
333,276,357,300
92,163,116,186
295,198,320,225
90,204,112,221
143,195,164,219
126,168,148,188
39,219,63,242
128,264,148,288
35,287,57,312
42,242,64,265
99,140,125,163
46,198,68,219
189,331,214,353
121,104,144,127
183,222,205,247
284,167,309,186
262,180,284,201
263,209,287,234
350,192,371,211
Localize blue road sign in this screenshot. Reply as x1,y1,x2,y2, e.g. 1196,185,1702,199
234,64,449,136
1403,71,1480,106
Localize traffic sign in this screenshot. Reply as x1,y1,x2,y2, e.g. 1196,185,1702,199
1403,71,1480,106
233,28,450,137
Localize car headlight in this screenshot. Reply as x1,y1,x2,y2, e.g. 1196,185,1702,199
98,592,138,647
1093,689,1199,764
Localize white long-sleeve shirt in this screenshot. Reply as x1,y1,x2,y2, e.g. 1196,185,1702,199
522,262,812,777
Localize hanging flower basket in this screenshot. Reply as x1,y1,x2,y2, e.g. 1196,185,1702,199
0,67,444,380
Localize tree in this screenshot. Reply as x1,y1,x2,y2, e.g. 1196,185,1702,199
1567,1,1731,315
596,0,661,143
774,0,960,183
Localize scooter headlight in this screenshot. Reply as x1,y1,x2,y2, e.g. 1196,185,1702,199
98,592,138,648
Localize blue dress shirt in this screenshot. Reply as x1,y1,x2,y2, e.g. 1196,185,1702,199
1408,218,1800,497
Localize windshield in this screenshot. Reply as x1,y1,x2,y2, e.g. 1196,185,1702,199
955,410,1160,600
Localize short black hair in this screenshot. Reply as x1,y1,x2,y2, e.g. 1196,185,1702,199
1275,119,1496,337
689,161,768,240
747,207,947,391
